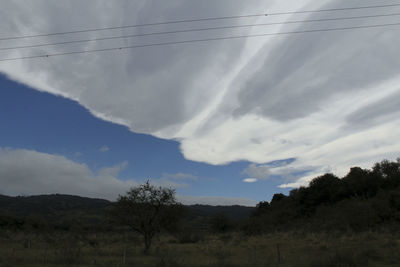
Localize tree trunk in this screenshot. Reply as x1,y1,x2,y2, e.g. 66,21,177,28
143,234,152,254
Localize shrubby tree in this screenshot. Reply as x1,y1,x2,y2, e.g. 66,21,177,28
308,173,342,204
252,201,270,217
209,213,231,233
111,181,183,253
373,158,400,188
270,193,287,204
343,167,379,198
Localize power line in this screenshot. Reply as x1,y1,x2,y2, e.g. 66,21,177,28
2,12,400,51
1,21,399,62
267,3,400,16
1,3,400,41
1,14,268,41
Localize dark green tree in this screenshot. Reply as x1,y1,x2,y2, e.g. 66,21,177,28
344,167,380,198
373,159,400,188
209,213,231,233
271,193,287,204
308,173,342,204
111,181,182,253
252,201,270,217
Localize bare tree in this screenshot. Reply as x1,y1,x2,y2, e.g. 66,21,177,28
111,181,182,253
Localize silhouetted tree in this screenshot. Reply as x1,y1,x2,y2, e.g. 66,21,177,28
271,193,287,204
244,159,400,233
344,167,380,198
373,159,400,188
252,201,270,217
373,159,400,178
111,181,182,253
308,173,342,204
209,213,231,233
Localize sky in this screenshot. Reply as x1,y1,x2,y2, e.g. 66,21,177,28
0,0,400,205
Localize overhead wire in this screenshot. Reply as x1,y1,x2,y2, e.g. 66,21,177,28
1,12,400,51
1,2,400,41
1,21,400,62
266,3,400,16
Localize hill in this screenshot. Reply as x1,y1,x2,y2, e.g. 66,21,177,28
0,193,254,231
0,194,111,217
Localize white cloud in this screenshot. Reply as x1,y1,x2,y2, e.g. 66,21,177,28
242,160,316,183
0,148,253,205
243,163,271,180
243,178,258,183
149,172,197,188
137,173,198,189
0,147,135,200
177,195,256,206
149,178,189,189
1,0,399,188
99,145,110,152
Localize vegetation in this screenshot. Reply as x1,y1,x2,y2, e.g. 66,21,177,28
110,181,183,253
245,158,400,234
0,158,399,266
0,231,399,266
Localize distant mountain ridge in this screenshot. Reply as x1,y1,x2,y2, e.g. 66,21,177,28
0,194,254,222
0,194,111,217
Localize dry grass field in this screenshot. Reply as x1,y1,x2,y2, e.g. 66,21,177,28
1,231,399,267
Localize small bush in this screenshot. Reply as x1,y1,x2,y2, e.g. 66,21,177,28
310,248,369,267
175,231,204,244
210,213,231,233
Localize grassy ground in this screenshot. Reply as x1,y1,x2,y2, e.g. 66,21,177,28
0,231,399,266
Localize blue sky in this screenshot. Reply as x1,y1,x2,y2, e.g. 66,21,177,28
0,73,290,204
1,0,400,205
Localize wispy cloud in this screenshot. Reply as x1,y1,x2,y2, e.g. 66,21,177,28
243,178,258,183
1,0,399,188
177,195,256,206
242,164,271,181
162,172,198,181
147,173,198,189
0,147,255,205
99,146,110,152
73,152,83,157
242,159,311,183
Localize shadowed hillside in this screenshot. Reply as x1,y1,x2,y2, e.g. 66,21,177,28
0,194,111,217
0,194,254,232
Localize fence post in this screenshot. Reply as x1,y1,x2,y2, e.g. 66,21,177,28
123,247,126,265
276,243,281,264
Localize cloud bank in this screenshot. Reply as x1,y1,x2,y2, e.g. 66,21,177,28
0,147,134,200
0,148,254,205
1,0,400,187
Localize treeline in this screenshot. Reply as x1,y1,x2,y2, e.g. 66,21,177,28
1,158,400,236
243,158,400,234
